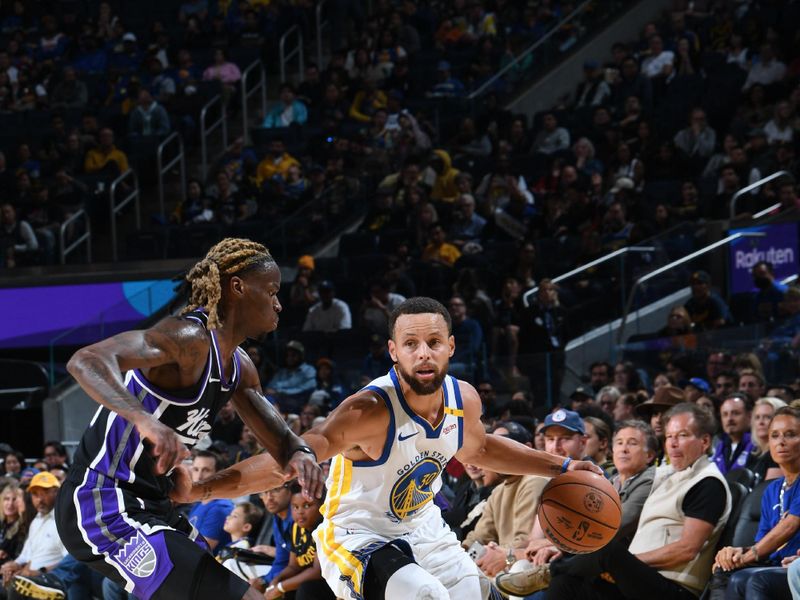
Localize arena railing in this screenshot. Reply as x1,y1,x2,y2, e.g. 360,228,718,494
110,169,140,262
200,94,228,181
241,60,267,144
617,231,766,343
729,170,791,220
522,245,655,309
156,132,186,220
316,0,329,70
279,25,304,84
58,208,91,265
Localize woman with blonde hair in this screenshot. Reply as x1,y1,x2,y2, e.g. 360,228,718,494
751,396,788,482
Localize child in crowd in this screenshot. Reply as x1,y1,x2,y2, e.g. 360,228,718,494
264,482,335,600
218,501,264,581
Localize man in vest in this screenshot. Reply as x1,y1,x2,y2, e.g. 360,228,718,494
497,403,731,599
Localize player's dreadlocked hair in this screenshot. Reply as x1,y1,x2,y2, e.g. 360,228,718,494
182,238,274,329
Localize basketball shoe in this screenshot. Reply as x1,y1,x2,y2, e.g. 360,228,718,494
495,564,551,596
12,573,66,600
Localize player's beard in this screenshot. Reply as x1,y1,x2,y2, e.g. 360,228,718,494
396,361,447,396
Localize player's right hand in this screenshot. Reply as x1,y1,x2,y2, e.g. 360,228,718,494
566,459,604,476
136,415,190,474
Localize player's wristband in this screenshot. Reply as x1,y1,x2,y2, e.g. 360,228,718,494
277,581,286,593
290,445,317,461
561,457,572,473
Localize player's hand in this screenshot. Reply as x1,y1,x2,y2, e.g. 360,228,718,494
714,546,744,571
285,449,324,501
168,463,196,504
567,459,604,476
135,414,190,475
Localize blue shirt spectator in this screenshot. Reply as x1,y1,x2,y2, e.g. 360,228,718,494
263,84,308,129
266,341,317,413
429,61,465,97
188,499,234,552
448,296,488,382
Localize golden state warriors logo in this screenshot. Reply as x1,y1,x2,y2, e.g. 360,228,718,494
389,458,441,520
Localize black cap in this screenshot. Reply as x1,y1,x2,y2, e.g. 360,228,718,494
492,420,532,445
318,280,334,291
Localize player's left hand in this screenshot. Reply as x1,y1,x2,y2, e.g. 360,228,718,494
477,542,508,577
567,459,604,476
285,450,324,501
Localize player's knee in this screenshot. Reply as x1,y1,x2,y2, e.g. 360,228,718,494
385,564,448,600
414,582,449,599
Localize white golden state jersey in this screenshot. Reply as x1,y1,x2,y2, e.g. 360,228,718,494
321,367,465,537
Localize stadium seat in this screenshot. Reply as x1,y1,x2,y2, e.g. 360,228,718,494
731,480,771,548
725,467,756,491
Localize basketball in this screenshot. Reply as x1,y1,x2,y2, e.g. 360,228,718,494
538,470,622,554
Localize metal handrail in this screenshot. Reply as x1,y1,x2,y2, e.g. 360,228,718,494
752,202,782,220
279,25,304,83
315,0,328,69
109,169,140,262
58,208,91,264
729,170,791,219
467,0,592,100
522,246,656,307
617,231,766,343
241,60,267,143
200,94,228,181
156,132,185,219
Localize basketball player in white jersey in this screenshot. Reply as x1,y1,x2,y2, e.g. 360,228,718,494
171,297,601,599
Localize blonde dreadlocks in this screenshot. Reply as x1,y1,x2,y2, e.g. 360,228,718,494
182,238,274,329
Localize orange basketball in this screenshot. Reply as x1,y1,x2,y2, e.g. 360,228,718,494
537,470,621,554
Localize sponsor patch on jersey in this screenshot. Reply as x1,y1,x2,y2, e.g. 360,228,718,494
115,532,158,578
443,423,456,435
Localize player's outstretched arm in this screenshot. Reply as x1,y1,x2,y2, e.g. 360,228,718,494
171,390,390,503
67,317,207,474
232,354,323,499
454,381,602,477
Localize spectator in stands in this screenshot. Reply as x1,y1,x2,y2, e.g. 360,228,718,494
41,442,67,471
360,279,405,336
262,482,333,599
0,203,38,269
217,501,264,580
584,416,614,475
742,43,786,91
289,255,319,314
266,341,317,414
683,271,731,331
421,222,461,267
518,278,566,382
574,60,612,107
711,392,756,475
429,60,465,97
714,370,738,399
596,385,621,416
50,66,87,109
1,472,67,593
738,368,767,402
751,396,788,482
360,333,393,385
462,421,546,578
614,56,653,113
302,280,352,333
428,149,460,203
262,84,308,129
1,451,24,479
444,461,500,541
674,108,717,160
251,483,294,593
0,482,24,562
641,34,675,79
209,399,243,447
128,89,171,137
657,305,694,338
83,128,129,176
708,405,800,599
510,403,730,598
684,378,712,403
203,48,241,90
589,362,613,394
448,193,486,248
752,260,788,322
311,358,345,410
636,386,686,457
706,352,734,383
764,100,796,145
614,361,643,394
448,294,488,383
601,200,634,251
615,392,641,423
256,140,299,188
187,451,232,552
532,112,570,157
